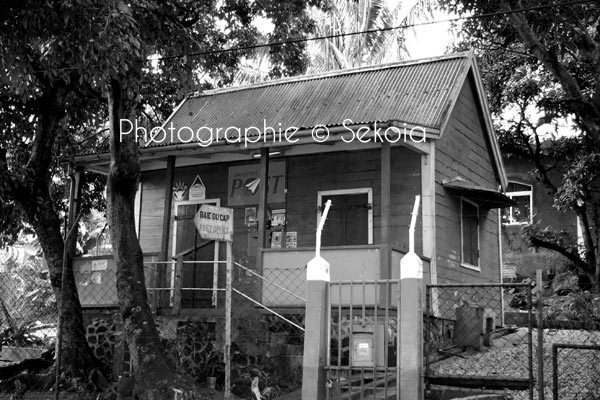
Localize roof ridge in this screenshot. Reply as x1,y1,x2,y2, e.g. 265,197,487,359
191,52,471,98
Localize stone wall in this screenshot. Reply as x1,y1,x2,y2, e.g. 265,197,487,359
80,307,285,382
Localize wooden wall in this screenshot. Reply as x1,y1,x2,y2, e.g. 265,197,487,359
137,146,422,270
286,147,422,253
434,71,502,284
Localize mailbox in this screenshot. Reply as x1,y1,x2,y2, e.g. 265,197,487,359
352,328,375,367
351,323,390,367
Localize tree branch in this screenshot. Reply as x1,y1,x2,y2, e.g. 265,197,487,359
530,236,590,273
504,0,600,145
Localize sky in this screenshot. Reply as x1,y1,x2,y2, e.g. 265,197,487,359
251,2,457,62
405,9,457,59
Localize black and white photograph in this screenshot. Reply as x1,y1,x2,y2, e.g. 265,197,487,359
1,1,599,399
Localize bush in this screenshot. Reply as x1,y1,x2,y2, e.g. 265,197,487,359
546,290,600,325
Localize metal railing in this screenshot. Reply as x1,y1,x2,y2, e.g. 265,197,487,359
425,283,534,399
552,344,600,400
326,279,401,400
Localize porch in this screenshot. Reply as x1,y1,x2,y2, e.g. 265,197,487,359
261,245,430,308
72,245,430,314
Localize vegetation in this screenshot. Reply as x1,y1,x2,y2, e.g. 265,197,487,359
307,0,431,72
2,0,326,397
442,0,600,286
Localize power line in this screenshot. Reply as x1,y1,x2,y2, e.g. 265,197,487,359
22,0,598,74
154,0,597,61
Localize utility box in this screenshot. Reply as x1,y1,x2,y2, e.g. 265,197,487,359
352,330,374,367
350,322,388,367
454,306,496,350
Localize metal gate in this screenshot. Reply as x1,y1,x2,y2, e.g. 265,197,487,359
425,283,534,400
326,279,401,400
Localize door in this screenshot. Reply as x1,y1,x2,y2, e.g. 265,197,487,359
319,189,372,247
173,199,220,308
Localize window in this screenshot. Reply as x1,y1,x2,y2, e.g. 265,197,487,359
461,199,479,269
317,188,373,246
502,182,533,224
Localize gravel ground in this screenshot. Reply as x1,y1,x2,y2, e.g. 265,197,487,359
429,329,600,400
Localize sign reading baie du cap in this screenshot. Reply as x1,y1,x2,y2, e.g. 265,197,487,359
194,204,234,242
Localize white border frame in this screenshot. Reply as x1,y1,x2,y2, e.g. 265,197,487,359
317,188,373,245
503,181,533,225
460,197,481,271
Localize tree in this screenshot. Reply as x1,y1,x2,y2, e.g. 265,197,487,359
307,0,432,73
235,0,432,83
69,0,325,397
0,2,107,378
3,1,324,394
441,0,600,284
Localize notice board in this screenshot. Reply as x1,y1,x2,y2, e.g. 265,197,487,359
73,255,118,307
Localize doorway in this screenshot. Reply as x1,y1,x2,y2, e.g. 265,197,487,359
172,199,221,308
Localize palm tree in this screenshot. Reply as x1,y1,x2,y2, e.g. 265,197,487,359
307,0,432,73
234,0,433,84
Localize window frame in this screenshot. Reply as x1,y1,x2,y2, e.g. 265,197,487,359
317,188,373,245
503,181,533,225
460,197,480,271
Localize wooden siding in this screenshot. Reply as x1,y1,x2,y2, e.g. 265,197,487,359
137,147,422,271
286,147,422,254
434,72,501,284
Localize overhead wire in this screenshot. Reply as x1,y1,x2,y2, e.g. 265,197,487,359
155,0,598,62
22,0,598,75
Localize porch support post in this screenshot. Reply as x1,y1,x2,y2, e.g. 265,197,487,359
157,155,176,310
421,142,436,283
380,142,391,278
256,148,269,273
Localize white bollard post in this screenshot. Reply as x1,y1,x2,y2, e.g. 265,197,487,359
400,195,424,399
301,200,331,400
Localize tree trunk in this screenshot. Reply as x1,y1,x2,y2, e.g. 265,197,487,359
573,206,600,287
4,87,99,377
30,190,99,376
106,79,193,398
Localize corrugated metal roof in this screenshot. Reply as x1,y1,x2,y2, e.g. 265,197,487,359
153,53,473,147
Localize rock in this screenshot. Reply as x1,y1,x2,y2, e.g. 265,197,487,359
509,293,528,309
552,272,579,295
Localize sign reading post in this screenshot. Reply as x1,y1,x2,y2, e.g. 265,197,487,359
193,204,234,242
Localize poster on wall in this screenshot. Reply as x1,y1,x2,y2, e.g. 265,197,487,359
173,181,188,201
271,231,282,248
271,209,286,229
245,207,257,226
227,161,286,206
189,175,206,200
91,259,108,271
286,231,297,248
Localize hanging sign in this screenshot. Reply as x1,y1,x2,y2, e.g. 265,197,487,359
194,204,234,242
189,175,206,200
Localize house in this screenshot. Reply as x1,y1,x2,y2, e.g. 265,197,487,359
501,154,579,279
73,52,513,370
